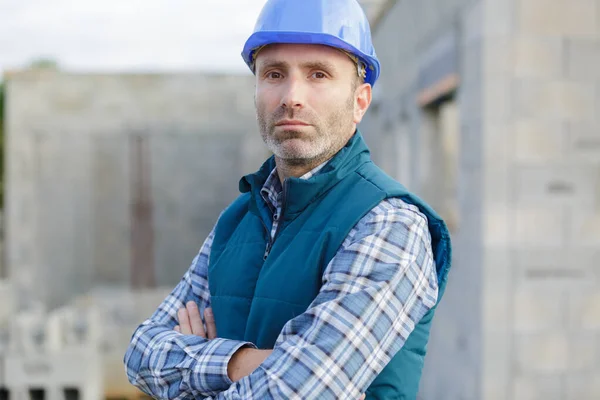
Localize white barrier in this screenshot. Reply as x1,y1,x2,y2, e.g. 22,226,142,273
2,288,171,400
4,350,102,400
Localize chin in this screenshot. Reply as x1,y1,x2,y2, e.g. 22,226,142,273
273,140,319,160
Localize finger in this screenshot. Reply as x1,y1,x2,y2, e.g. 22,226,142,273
177,307,193,335
359,395,366,400
186,301,206,338
204,308,217,339
174,325,180,333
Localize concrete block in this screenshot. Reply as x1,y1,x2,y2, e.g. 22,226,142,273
518,0,598,37
10,310,48,354
515,333,570,373
484,206,511,246
483,0,515,37
514,248,597,291
482,121,511,205
566,39,600,81
462,0,484,45
484,38,513,77
513,290,565,333
484,122,513,166
515,120,566,164
46,302,101,352
597,81,600,122
567,121,600,164
459,119,483,170
514,207,566,247
570,211,600,246
569,334,598,371
481,249,512,400
481,332,511,400
569,291,600,330
566,373,600,400
414,0,442,40
514,80,596,120
514,37,564,79
514,165,599,207
484,78,513,121
460,43,483,97
483,249,512,329
513,375,563,400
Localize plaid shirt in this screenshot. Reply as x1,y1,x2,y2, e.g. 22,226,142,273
124,163,438,399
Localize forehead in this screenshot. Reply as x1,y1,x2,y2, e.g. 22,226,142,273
255,43,354,70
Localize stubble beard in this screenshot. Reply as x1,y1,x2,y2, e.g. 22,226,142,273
256,93,356,167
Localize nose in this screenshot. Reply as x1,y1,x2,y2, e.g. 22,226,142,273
280,75,305,110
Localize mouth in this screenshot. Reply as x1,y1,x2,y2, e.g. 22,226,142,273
275,120,310,127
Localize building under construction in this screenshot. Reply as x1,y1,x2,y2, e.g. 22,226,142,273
1,71,264,399
361,0,600,399
2,0,600,399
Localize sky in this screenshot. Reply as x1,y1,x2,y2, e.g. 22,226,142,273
0,0,267,77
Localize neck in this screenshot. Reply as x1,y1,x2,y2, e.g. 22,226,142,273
275,156,330,183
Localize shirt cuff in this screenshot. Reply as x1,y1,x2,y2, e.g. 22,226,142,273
214,339,257,386
175,336,256,393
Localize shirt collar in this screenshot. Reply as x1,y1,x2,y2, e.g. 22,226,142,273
260,160,329,211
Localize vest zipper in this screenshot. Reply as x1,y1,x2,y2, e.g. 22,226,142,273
262,219,272,260
263,179,289,261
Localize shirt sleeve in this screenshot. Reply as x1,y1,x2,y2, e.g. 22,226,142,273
124,225,255,398
208,198,439,399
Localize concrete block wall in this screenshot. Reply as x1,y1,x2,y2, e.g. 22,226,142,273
362,0,600,399
0,282,10,352
482,1,600,399
361,1,483,399
4,71,266,311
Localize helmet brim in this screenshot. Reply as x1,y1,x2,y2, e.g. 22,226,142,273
242,31,381,86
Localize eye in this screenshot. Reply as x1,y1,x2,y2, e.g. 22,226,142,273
266,71,283,79
311,71,327,79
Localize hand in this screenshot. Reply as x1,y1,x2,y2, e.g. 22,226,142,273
175,303,366,399
174,301,217,339
227,347,273,382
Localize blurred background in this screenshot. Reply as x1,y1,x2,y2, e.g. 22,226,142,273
0,0,599,399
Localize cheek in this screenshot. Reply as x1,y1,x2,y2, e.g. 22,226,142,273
255,87,279,112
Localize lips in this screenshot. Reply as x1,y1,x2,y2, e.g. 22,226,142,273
275,120,309,126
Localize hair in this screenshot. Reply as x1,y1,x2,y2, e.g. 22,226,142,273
352,74,365,92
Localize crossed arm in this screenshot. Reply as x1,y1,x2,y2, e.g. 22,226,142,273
173,302,274,384
124,199,438,399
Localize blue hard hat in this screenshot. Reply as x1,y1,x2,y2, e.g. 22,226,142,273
242,0,381,86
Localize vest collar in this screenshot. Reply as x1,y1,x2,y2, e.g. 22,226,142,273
239,130,372,217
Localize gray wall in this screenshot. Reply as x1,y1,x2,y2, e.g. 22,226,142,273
362,0,600,399
361,1,482,399
5,71,267,311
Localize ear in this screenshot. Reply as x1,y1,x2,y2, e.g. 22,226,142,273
353,83,372,124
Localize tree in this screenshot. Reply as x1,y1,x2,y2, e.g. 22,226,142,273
28,58,59,70
0,82,4,209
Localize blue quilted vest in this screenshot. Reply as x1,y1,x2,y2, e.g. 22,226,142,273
208,132,451,399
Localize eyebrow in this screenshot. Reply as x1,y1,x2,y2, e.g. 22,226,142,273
257,59,338,74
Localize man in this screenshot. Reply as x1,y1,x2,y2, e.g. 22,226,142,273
124,0,452,399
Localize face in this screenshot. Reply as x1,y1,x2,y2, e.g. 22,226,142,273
254,44,371,166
